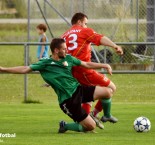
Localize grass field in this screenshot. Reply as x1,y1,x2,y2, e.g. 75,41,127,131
0,46,155,145
0,73,155,145
0,23,146,42
0,103,155,145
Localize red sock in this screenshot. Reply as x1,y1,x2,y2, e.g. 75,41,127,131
82,103,91,114
94,100,103,116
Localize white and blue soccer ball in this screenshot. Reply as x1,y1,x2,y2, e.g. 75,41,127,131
133,116,151,132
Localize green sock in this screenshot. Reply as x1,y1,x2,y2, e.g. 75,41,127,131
64,122,85,132
101,98,112,118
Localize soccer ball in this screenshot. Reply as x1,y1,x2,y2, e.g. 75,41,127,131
133,116,151,132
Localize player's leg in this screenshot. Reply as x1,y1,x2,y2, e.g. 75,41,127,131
59,115,96,133
93,85,118,123
93,86,112,100
84,70,118,123
81,102,92,114
81,85,114,125
94,86,113,117
58,85,114,133
81,70,111,117
79,115,96,131
100,81,118,122
72,68,117,123
93,81,116,116
59,86,97,133
72,68,93,114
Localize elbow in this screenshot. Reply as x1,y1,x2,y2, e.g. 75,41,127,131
21,67,31,74
85,65,91,69
84,63,91,69
23,69,31,74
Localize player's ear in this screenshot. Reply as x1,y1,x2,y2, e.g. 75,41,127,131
55,48,59,54
77,20,82,25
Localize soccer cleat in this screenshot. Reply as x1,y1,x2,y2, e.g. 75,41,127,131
90,112,104,129
58,121,67,133
101,116,118,123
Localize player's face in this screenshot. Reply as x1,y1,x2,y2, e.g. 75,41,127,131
58,43,67,58
80,17,88,28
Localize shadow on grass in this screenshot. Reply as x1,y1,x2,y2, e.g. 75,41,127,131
22,98,42,104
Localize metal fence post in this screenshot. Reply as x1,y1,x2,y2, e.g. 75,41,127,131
24,44,28,101
136,0,139,41
27,0,30,60
154,1,155,71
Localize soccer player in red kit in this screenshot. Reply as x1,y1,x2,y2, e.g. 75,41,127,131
62,12,123,124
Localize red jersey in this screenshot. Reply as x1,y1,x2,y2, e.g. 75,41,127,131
62,25,103,62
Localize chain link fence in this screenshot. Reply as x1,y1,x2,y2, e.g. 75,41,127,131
28,0,147,41
0,0,155,68
25,0,154,70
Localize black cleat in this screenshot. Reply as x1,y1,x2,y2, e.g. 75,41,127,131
58,121,67,133
101,116,118,123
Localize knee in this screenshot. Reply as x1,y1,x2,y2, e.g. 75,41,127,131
85,122,96,131
109,84,116,94
113,85,116,93
108,82,116,93
107,88,113,98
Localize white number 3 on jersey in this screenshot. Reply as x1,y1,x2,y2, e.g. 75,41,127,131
68,34,78,50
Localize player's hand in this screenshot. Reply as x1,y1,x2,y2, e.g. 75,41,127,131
114,45,123,55
104,64,112,75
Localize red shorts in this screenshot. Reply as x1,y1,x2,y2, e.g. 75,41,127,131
72,66,110,87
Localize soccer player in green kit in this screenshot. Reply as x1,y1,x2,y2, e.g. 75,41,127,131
0,38,114,133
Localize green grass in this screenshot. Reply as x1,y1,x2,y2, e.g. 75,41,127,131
0,103,154,145
0,24,27,42
1,39,155,145
1,45,155,103
0,69,155,145
1,73,155,103
0,23,146,42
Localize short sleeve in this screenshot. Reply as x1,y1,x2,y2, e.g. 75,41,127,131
84,28,103,46
29,59,46,71
40,36,46,42
71,56,81,66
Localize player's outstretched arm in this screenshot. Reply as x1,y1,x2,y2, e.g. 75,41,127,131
0,66,32,74
100,36,123,55
80,61,112,75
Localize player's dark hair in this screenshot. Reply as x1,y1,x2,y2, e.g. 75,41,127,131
50,38,65,53
36,24,47,32
71,12,88,25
